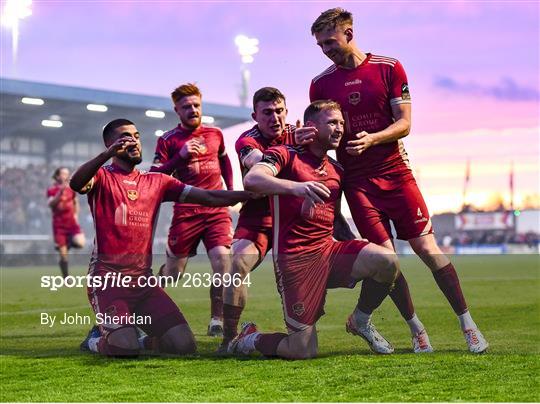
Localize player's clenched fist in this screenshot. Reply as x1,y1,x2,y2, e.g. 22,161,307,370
179,138,203,159
346,131,374,156
292,181,331,204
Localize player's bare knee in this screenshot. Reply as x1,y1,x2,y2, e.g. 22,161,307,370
376,252,399,284
107,327,139,351
160,325,197,355
232,253,254,277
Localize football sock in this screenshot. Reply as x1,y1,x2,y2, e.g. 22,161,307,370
432,263,468,315
223,303,243,341
59,259,68,278
389,272,415,320
210,284,224,320
254,333,287,357
88,337,100,353
357,278,393,316
406,314,425,335
353,307,371,325
458,310,477,331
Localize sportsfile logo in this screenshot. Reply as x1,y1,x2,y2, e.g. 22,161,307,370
40,273,251,291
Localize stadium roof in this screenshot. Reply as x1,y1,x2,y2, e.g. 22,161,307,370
0,78,251,159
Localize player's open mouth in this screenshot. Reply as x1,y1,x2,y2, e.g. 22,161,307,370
271,124,281,131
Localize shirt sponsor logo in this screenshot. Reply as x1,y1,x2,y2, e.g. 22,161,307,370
123,180,137,185
344,78,362,87
414,207,428,224
127,190,138,201
348,92,361,105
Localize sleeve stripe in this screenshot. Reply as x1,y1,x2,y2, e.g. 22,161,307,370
178,185,192,203
256,162,278,176
390,97,411,105
239,149,258,166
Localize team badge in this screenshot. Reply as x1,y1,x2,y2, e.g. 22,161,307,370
292,302,305,316
401,83,411,100
348,92,361,105
127,190,138,201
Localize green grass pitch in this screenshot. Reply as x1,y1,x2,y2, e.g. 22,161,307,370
1,255,539,402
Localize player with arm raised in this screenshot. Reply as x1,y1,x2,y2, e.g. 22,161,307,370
150,83,235,337
228,101,398,359
47,167,86,278
298,7,487,353
73,119,251,357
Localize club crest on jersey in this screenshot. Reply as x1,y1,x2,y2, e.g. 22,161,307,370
292,302,305,316
348,92,361,105
401,83,411,100
127,190,138,201
314,167,328,176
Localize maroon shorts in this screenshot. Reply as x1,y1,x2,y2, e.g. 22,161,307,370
275,239,369,332
167,207,233,257
52,222,82,248
87,280,186,338
233,223,272,259
344,172,433,245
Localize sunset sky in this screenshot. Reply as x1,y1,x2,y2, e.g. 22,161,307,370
1,0,538,214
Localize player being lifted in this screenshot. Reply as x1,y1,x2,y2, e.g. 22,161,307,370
47,167,86,278
73,119,252,357
229,100,399,359
151,83,235,336
298,7,488,353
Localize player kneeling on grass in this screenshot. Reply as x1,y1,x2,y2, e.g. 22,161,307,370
71,119,252,357
230,100,399,359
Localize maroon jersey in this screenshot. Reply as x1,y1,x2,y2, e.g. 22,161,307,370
154,125,226,210
85,164,190,277
258,145,343,255
310,53,412,181
47,184,78,227
235,124,296,229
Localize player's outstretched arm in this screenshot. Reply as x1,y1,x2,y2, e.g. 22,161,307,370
183,187,252,207
70,137,136,192
244,164,331,204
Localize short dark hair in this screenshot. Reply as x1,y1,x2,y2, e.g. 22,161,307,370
303,100,342,123
171,83,201,104
52,166,68,180
102,118,135,144
252,87,286,112
311,7,353,35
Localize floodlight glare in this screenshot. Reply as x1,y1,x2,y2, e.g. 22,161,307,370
41,120,63,128
2,0,32,63
235,35,259,64
201,116,215,124
145,110,165,119
87,104,108,112
1,0,32,28
154,130,165,137
21,97,44,105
